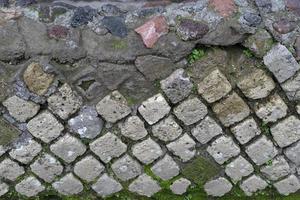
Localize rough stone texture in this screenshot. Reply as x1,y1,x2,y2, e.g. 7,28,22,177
284,140,300,165
240,175,268,196
173,97,207,126
0,158,24,181
111,154,142,181
245,135,278,165
92,173,123,197
176,18,209,41
192,116,223,144
170,178,191,195
102,16,127,38
151,154,179,181
282,72,300,101
9,139,42,164
27,110,64,143
0,182,9,197
132,138,163,164
74,156,104,182
167,134,196,162
90,132,127,163
52,173,83,195
260,156,291,181
207,135,240,164
138,93,171,125
50,134,86,163
271,116,300,148
119,116,148,141
274,175,300,196
96,91,131,123
3,95,40,122
263,43,300,83
204,177,233,197
152,115,182,142
15,176,45,197
197,69,232,103
212,92,250,127
230,118,261,145
254,94,288,123
129,174,161,197
0,117,20,146
225,156,254,182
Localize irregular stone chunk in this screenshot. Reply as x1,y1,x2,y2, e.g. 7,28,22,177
230,118,261,145
23,63,54,95
50,134,86,163
15,176,45,197
209,0,236,17
295,36,300,60
273,19,296,34
204,177,232,197
74,156,104,182
177,19,209,41
132,138,163,164
254,94,288,123
282,72,300,101
71,6,96,28
274,175,300,196
260,156,291,181
263,43,300,83
129,174,161,197
0,182,8,197
152,115,182,142
192,116,223,144
3,95,40,122
271,116,300,148
138,93,171,125
102,16,127,38
52,173,83,195
197,69,232,103
0,117,20,146
151,154,179,180
245,135,278,165
167,134,196,162
9,139,42,164
173,97,207,126
160,68,193,104
111,154,142,181
48,83,83,120
284,140,300,165
170,178,191,195
119,116,148,141
90,132,127,163
30,153,63,183
47,25,69,39
225,156,254,182
92,173,122,197
0,158,24,181
240,175,268,196
286,0,300,16
212,92,250,127
96,91,131,123
207,135,240,164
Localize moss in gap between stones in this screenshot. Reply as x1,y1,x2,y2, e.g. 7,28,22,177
111,39,128,50
0,117,20,146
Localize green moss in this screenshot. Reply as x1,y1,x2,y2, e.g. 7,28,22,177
0,117,20,146
243,49,254,58
188,49,205,64
261,122,271,136
78,79,95,91
111,39,128,50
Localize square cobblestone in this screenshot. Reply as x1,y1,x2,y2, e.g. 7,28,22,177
152,115,182,142
167,134,196,162
151,154,179,180
230,118,261,144
225,156,254,182
240,175,268,196
260,156,291,181
132,138,163,164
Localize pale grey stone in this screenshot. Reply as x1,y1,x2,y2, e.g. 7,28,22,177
274,175,300,196
129,174,161,197
151,154,179,181
0,158,24,181
50,134,86,163
92,173,123,197
0,182,8,197
173,97,207,126
119,116,147,140
3,95,40,122
96,91,131,123
282,72,300,101
132,138,163,164
167,134,196,162
9,139,42,164
225,156,254,182
170,178,191,195
52,173,83,195
297,104,300,115
284,140,300,165
207,135,240,165
191,116,223,144
15,176,45,197
111,154,142,181
74,156,105,182
0,146,6,157
138,93,171,125
90,132,127,163
240,175,268,196
27,110,64,143
245,135,278,165
271,116,300,148
204,177,232,197
260,156,291,181
230,118,260,144
152,115,182,142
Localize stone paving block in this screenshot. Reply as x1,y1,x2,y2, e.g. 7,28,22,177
284,140,300,165
240,175,268,196
274,175,300,196
207,135,240,164
132,138,163,164
138,93,171,125
0,117,20,146
0,158,24,181
271,116,300,148
198,69,232,103
52,173,83,195
230,118,261,144
27,110,64,143
204,177,232,197
151,154,179,180
225,155,254,182
129,174,161,197
0,146,6,157
92,173,123,197
119,116,148,141
0,182,9,197
96,91,131,123
90,132,127,163
282,72,300,101
170,178,191,195
192,116,223,144
173,97,207,126
15,176,45,197
167,134,196,162
152,115,182,142
260,156,291,181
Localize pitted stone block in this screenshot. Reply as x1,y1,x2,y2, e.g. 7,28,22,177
0,158,24,181
284,140,300,165
119,116,148,141
132,138,163,164
52,173,83,195
282,72,300,101
170,178,191,195
167,134,196,162
151,154,179,180
260,156,291,181
129,174,161,197
225,156,254,182
274,175,300,196
0,182,8,197
15,176,45,197
152,115,182,142
204,177,232,197
230,118,260,144
240,175,268,196
9,139,42,164
92,173,123,197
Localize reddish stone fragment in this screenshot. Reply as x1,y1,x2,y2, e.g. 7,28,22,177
286,0,300,16
47,25,69,39
273,19,296,34
135,16,169,48
209,0,236,17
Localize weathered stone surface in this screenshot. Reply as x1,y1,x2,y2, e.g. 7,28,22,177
170,178,191,195
92,173,123,197
15,176,45,197
167,134,196,162
0,0,8,7
209,0,236,17
197,69,232,103
173,97,207,126
151,154,179,180
9,139,42,164
71,6,96,28
119,116,148,141
204,177,233,197
0,182,8,197
102,16,127,38
47,25,69,39
129,174,161,197
112,154,142,181
212,92,250,127
0,158,24,181
245,135,278,165
96,91,131,123
225,156,254,182
284,140,300,165
282,72,300,101
207,135,240,164
52,173,83,195
177,18,209,41
50,134,86,163
263,43,300,83
274,175,300,196
0,117,20,146
271,116,300,148
286,0,300,16
152,115,182,142
260,156,291,181
132,138,163,164
240,175,268,196
273,19,296,34
74,156,104,182
138,93,171,125
90,132,127,163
